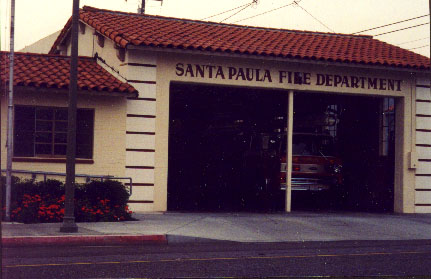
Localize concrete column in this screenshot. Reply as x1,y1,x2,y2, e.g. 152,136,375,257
394,93,415,213
285,90,294,212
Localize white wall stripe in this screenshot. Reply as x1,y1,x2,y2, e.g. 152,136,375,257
125,168,154,184
417,146,431,159
415,175,431,190
416,101,431,115
417,117,431,130
416,86,431,101
416,161,431,175
128,202,153,212
126,134,155,149
126,150,155,166
130,187,154,201
131,83,157,99
416,131,431,145
415,205,431,213
127,100,157,116
415,191,431,204
127,99,157,115
126,64,157,82
127,117,156,133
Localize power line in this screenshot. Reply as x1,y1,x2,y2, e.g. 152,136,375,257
408,44,429,50
374,22,429,37
396,36,429,46
200,2,253,21
232,0,301,24
293,1,335,33
352,14,429,34
220,2,255,23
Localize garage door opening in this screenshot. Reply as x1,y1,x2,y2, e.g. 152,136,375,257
168,83,288,211
168,83,395,212
291,93,395,212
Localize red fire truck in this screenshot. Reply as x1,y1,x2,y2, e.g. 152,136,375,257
279,132,343,192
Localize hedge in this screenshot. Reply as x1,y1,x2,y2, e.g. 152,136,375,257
1,177,134,223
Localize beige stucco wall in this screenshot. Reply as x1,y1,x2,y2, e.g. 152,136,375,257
19,31,61,54
414,75,431,213
158,53,410,96
0,88,128,182
152,51,417,213
55,23,424,213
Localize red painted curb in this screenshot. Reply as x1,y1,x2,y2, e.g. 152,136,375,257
1,235,167,247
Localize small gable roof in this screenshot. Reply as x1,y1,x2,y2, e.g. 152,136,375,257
50,6,430,71
0,51,138,95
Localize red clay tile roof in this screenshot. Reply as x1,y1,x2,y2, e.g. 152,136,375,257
50,6,430,70
0,51,137,95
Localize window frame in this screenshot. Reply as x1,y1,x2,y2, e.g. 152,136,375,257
13,105,95,160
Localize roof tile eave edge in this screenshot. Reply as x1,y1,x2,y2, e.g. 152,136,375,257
12,84,137,96
131,44,430,72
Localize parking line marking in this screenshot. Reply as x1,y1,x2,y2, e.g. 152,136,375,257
3,250,428,268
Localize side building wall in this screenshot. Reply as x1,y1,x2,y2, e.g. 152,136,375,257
415,76,431,213
0,90,128,182
19,31,61,54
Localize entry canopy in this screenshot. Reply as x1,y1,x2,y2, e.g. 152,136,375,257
50,6,430,71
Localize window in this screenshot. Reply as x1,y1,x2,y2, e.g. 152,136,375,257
379,98,395,157
292,134,336,156
14,106,94,159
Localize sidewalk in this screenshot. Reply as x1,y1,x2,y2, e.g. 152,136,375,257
2,212,431,247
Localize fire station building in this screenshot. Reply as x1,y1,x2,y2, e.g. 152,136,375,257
2,6,430,213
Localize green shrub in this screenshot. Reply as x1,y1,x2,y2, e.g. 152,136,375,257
1,175,21,206
76,180,130,207
1,177,133,223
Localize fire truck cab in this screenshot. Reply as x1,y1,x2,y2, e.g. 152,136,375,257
279,133,343,192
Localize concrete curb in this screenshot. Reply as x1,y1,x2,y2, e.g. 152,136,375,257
1,235,167,247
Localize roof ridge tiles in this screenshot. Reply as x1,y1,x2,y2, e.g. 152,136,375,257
81,5,373,39
48,5,429,70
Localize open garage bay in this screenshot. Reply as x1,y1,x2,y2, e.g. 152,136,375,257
168,83,395,212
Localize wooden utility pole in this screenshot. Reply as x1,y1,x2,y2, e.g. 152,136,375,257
141,0,145,14
5,0,16,222
60,0,80,233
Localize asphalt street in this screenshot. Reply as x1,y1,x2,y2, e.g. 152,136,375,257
2,240,431,278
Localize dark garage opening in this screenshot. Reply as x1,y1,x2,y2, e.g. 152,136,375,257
292,93,395,212
168,83,288,211
168,83,395,212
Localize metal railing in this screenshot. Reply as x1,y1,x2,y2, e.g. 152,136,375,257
1,169,133,195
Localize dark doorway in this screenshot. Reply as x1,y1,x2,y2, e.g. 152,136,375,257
292,93,395,212
168,83,287,211
168,83,395,213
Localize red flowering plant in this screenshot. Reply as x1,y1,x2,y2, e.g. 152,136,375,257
10,193,65,223
2,177,134,223
75,197,133,222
